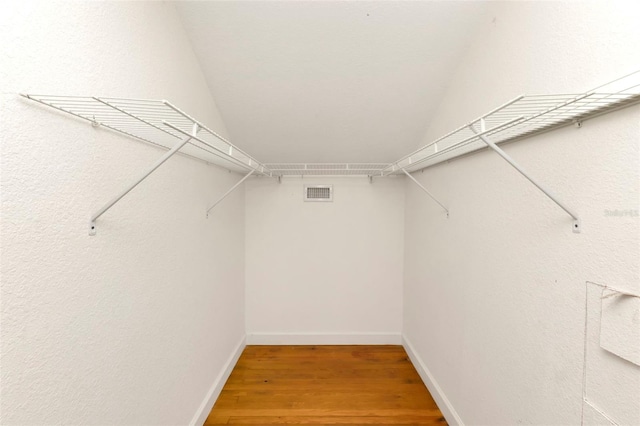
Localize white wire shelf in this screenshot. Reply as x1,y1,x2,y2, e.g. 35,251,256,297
19,71,640,234
20,94,273,177
382,73,640,176
266,163,390,176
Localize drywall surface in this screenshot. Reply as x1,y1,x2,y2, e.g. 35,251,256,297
0,2,245,424
584,283,640,426
403,2,640,425
600,288,640,367
245,177,404,342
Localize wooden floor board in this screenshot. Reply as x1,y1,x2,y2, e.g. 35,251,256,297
205,345,446,425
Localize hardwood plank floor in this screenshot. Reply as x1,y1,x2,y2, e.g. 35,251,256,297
205,345,447,425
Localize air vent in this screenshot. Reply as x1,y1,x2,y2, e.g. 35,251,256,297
304,185,333,202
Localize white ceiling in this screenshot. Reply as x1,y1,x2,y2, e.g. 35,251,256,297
176,1,489,164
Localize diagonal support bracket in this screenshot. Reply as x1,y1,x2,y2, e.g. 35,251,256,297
206,170,254,217
89,123,199,235
469,125,580,233
402,169,449,217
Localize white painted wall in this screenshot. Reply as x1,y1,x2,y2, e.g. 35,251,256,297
2,1,639,425
403,2,640,425
245,177,404,344
0,2,245,424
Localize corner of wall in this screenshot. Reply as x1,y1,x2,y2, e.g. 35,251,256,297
402,334,464,426
190,335,247,426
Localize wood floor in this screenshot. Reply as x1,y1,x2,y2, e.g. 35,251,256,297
205,345,447,425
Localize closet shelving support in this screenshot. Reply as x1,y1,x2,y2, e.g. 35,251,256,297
21,72,640,235
206,170,254,217
401,169,449,217
20,94,275,235
265,163,390,177
383,71,640,233
469,122,581,232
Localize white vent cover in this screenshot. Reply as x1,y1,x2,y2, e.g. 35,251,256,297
304,185,333,202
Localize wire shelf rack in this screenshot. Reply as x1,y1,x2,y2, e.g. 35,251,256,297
382,72,640,176
20,72,639,234
266,163,390,176
20,94,273,176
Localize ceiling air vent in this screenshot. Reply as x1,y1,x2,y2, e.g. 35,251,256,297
304,185,333,202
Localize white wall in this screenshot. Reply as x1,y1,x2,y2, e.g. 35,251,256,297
245,177,404,344
403,2,640,425
0,2,245,424
2,2,639,425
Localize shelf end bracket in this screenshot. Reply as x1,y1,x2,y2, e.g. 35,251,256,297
88,123,198,235
206,170,254,218
402,169,449,217
468,126,580,233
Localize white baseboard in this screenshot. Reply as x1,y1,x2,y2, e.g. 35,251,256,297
402,335,464,426
246,332,402,345
190,335,246,426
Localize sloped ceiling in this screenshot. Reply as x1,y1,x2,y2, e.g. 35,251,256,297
176,1,489,163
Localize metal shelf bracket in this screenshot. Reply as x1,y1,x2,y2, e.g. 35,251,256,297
402,169,449,218
469,125,580,233
206,170,254,217
89,123,200,235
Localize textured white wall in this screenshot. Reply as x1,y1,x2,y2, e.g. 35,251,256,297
403,2,640,425
0,2,245,424
3,1,639,424
245,177,404,343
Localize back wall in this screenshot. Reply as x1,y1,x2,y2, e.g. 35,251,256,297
245,176,405,344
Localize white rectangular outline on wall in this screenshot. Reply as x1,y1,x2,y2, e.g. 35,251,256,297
581,281,640,426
